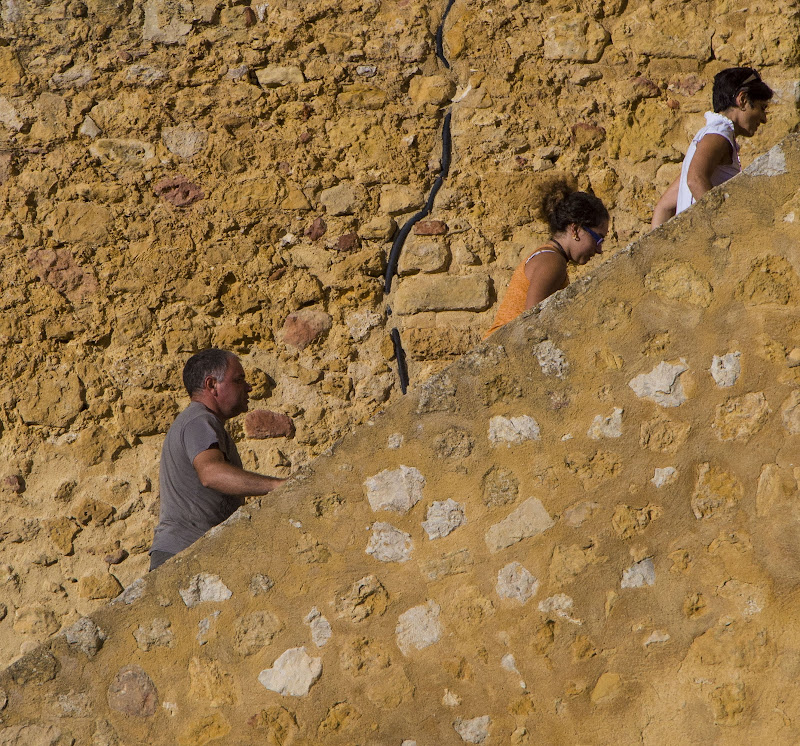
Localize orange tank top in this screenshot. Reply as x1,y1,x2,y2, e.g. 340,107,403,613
484,247,568,337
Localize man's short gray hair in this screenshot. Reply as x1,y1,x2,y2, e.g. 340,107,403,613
182,349,236,396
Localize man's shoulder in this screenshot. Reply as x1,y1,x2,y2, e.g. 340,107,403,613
168,402,222,437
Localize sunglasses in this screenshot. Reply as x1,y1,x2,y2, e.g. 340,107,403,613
583,226,605,246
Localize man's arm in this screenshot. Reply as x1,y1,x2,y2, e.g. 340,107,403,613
193,448,286,496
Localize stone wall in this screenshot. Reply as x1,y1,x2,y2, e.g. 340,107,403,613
2,136,800,743
0,0,799,685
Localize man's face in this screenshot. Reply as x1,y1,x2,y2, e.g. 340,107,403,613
214,357,251,419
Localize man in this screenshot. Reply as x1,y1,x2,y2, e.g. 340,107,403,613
149,349,286,571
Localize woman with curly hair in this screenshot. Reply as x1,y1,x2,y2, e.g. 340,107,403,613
485,179,609,336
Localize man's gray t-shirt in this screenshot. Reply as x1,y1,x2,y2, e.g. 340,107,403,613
151,401,244,555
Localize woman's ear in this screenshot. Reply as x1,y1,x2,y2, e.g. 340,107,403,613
735,90,749,109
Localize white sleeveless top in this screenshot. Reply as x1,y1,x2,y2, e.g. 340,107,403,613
676,112,740,215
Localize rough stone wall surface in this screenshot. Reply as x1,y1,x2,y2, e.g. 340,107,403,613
0,0,799,700
3,135,800,742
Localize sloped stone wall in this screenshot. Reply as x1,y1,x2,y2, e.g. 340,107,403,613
1,0,799,680
2,138,800,743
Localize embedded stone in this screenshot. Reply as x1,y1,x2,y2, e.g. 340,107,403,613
379,184,425,215
621,558,655,588
336,232,360,250
587,408,623,439
337,85,388,109
364,465,425,513
591,673,622,704
396,600,442,655
612,505,661,539
408,75,456,106
538,594,581,624
736,255,800,306
89,138,155,166
143,1,191,43
534,340,568,378
485,497,554,552
179,573,232,608
134,618,174,651
188,657,236,707
712,392,771,441
8,649,60,685
13,605,59,636
0,725,68,744
422,499,466,539
256,65,305,87
346,309,382,341
0,97,24,131
50,65,93,89
780,390,800,434
335,575,389,622
543,12,608,62
755,463,797,517
304,607,332,647
245,410,295,439
233,611,283,656
639,414,691,453
488,415,540,445
250,574,275,596
651,467,677,487
305,216,327,240
162,125,207,159
691,463,743,519
453,715,491,743
496,561,538,604
258,647,322,696
63,617,106,658
78,574,123,600
320,181,358,216
394,275,490,314
421,548,474,580
482,467,519,508
281,310,332,349
154,175,204,207
629,360,689,407
710,352,741,387
398,240,449,275
645,262,713,307
107,665,158,717
366,522,413,563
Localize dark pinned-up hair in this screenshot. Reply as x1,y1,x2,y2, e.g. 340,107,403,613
713,67,773,112
183,348,235,396
539,178,609,235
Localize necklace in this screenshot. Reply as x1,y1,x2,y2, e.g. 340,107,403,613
549,238,568,260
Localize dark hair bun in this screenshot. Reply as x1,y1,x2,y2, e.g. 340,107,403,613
538,177,608,234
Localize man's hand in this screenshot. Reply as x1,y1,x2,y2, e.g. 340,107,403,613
193,447,286,497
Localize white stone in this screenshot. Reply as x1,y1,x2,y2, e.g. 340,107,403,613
485,497,554,552
0,96,23,131
628,360,689,407
488,415,540,445
746,144,787,176
304,607,332,648
387,433,404,449
197,611,219,645
652,467,677,487
454,715,491,743
496,561,539,603
710,352,741,387
78,116,101,139
63,617,106,657
162,124,207,159
143,0,192,43
127,64,167,85
621,558,655,588
366,522,413,562
346,309,382,341
644,630,670,646
534,340,568,378
563,500,598,527
364,465,425,513
396,600,442,655
422,499,466,539
258,647,322,696
587,407,623,439
279,233,297,247
443,689,461,706
538,594,582,624
179,573,232,608
50,65,93,89
501,653,520,673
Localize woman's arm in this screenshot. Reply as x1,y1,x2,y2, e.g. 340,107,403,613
686,133,733,201
651,176,679,228
524,252,569,309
